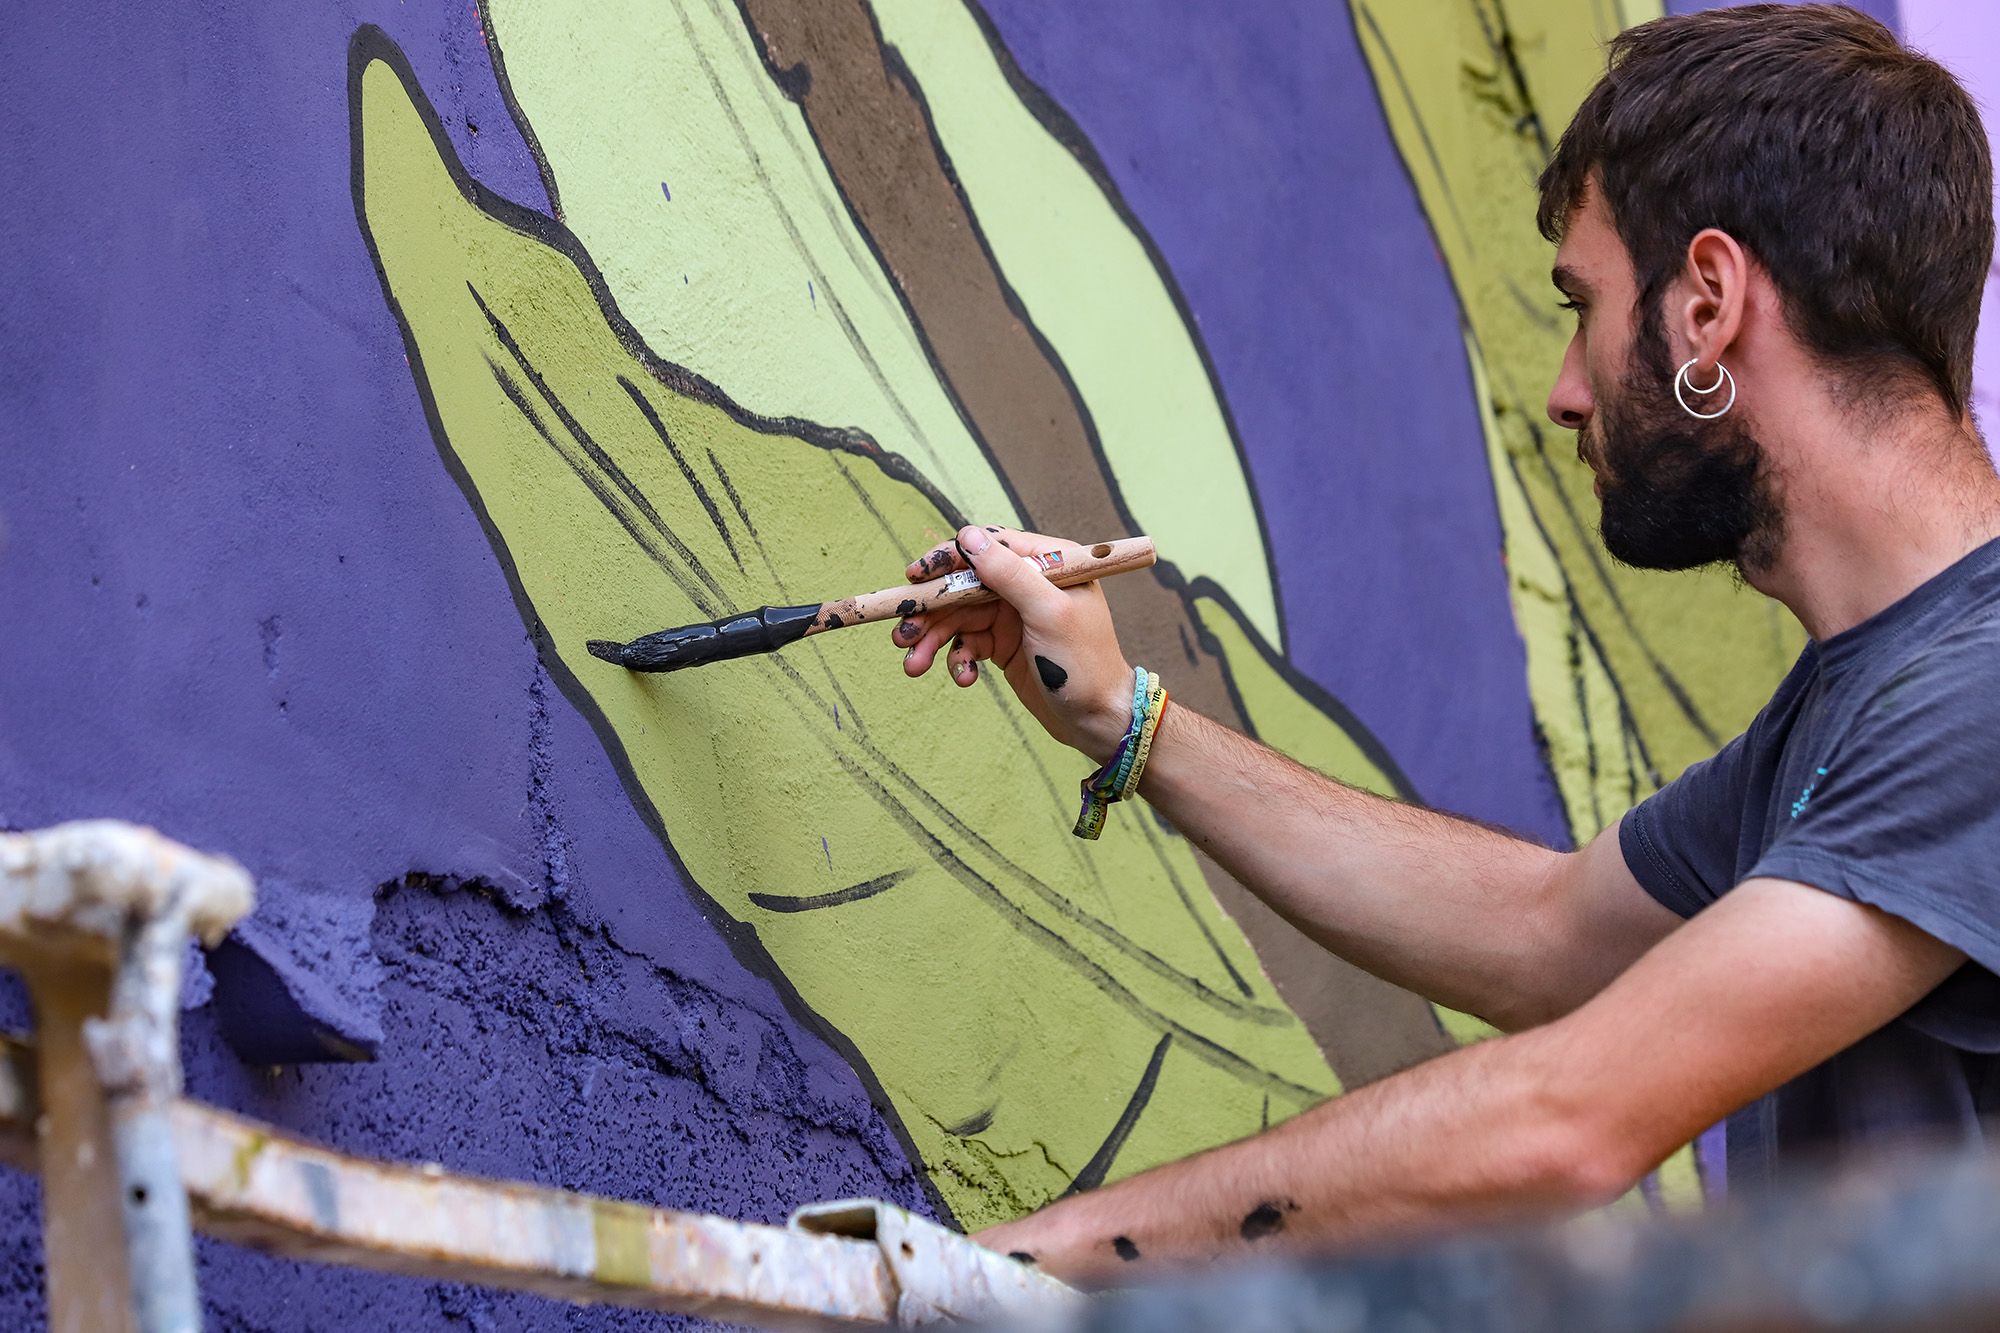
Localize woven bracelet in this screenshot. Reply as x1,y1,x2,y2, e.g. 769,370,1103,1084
1072,667,1164,840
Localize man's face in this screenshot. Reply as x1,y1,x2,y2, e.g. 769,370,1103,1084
1545,188,1779,573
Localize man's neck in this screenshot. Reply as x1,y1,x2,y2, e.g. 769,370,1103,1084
1743,402,2000,642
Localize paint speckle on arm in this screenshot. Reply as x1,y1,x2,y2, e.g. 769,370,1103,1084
1239,1199,1295,1242
1111,1236,1140,1262
1007,1250,1037,1266
1034,656,1068,692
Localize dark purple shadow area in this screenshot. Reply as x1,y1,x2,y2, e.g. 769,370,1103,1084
973,0,1571,845
0,2,926,1327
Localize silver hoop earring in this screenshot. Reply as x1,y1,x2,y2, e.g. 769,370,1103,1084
1674,358,1736,420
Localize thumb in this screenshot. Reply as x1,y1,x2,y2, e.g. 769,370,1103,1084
956,526,1067,626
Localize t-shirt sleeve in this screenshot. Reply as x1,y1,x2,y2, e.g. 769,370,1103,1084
1750,631,2000,1051
1620,729,1755,919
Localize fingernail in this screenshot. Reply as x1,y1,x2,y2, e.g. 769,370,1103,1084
904,647,916,661
959,526,991,556
896,619,919,643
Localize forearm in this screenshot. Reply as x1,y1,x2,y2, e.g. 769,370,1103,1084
979,1024,1638,1286
1133,702,1572,1027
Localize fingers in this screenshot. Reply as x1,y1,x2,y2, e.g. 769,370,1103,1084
901,618,955,678
889,601,996,653
905,540,966,582
904,525,1075,582
947,630,995,687
950,526,1071,627
902,619,997,686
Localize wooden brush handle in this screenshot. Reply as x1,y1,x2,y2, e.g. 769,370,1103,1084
809,536,1157,633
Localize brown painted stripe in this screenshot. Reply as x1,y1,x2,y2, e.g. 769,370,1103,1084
736,0,1452,1084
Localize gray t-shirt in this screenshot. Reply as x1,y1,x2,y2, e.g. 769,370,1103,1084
1621,535,2000,1194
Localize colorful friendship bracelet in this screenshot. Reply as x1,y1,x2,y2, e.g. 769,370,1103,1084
1118,680,1168,803
1072,666,1168,840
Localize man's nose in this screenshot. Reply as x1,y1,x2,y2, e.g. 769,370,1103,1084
1546,344,1593,431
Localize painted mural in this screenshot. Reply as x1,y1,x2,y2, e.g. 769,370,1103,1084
5,0,1995,1324
350,0,1805,1225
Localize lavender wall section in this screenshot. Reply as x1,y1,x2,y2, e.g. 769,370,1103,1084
1898,0,2000,439
0,3,926,1328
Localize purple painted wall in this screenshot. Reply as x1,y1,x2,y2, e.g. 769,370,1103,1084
1899,0,2000,440
0,3,927,1327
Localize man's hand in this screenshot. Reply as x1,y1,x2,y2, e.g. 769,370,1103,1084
971,878,1964,1287
894,525,1135,762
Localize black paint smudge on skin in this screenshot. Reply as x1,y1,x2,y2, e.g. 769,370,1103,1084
1007,1251,1037,1266
1112,1236,1140,1262
897,598,917,616
588,602,821,671
1034,655,1068,692
1239,1200,1294,1242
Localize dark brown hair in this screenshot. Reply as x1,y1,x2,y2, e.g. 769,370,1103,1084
1539,4,1993,416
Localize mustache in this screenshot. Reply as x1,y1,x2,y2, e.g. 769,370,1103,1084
1577,423,1604,474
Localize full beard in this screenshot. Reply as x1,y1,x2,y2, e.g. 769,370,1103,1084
1588,326,1782,575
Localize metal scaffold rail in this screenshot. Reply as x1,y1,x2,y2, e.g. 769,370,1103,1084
0,822,1077,1332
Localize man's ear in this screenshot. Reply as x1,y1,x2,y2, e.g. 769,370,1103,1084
1679,228,1748,377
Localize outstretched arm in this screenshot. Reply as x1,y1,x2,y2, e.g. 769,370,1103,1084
894,525,1676,1030
975,877,1963,1285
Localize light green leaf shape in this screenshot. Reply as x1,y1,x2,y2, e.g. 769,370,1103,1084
1349,0,1803,841
355,40,1334,1228
873,0,1284,646
482,0,1019,530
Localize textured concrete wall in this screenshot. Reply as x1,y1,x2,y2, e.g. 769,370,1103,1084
1,0,1993,1327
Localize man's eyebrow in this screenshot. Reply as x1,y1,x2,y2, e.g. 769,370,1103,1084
1551,264,1592,298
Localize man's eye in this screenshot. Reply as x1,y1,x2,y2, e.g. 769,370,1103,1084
1557,299,1585,314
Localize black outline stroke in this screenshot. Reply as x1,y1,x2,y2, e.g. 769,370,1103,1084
1058,1033,1172,1197
749,869,915,913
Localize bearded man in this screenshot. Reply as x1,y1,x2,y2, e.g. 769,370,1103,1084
884,3,2000,1285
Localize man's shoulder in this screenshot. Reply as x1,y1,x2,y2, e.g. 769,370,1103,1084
1852,550,2000,693
1850,602,2000,747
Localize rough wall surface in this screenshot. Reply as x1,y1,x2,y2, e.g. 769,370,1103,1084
0,0,1993,1328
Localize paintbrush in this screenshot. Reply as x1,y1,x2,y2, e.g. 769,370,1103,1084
586,536,1156,673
